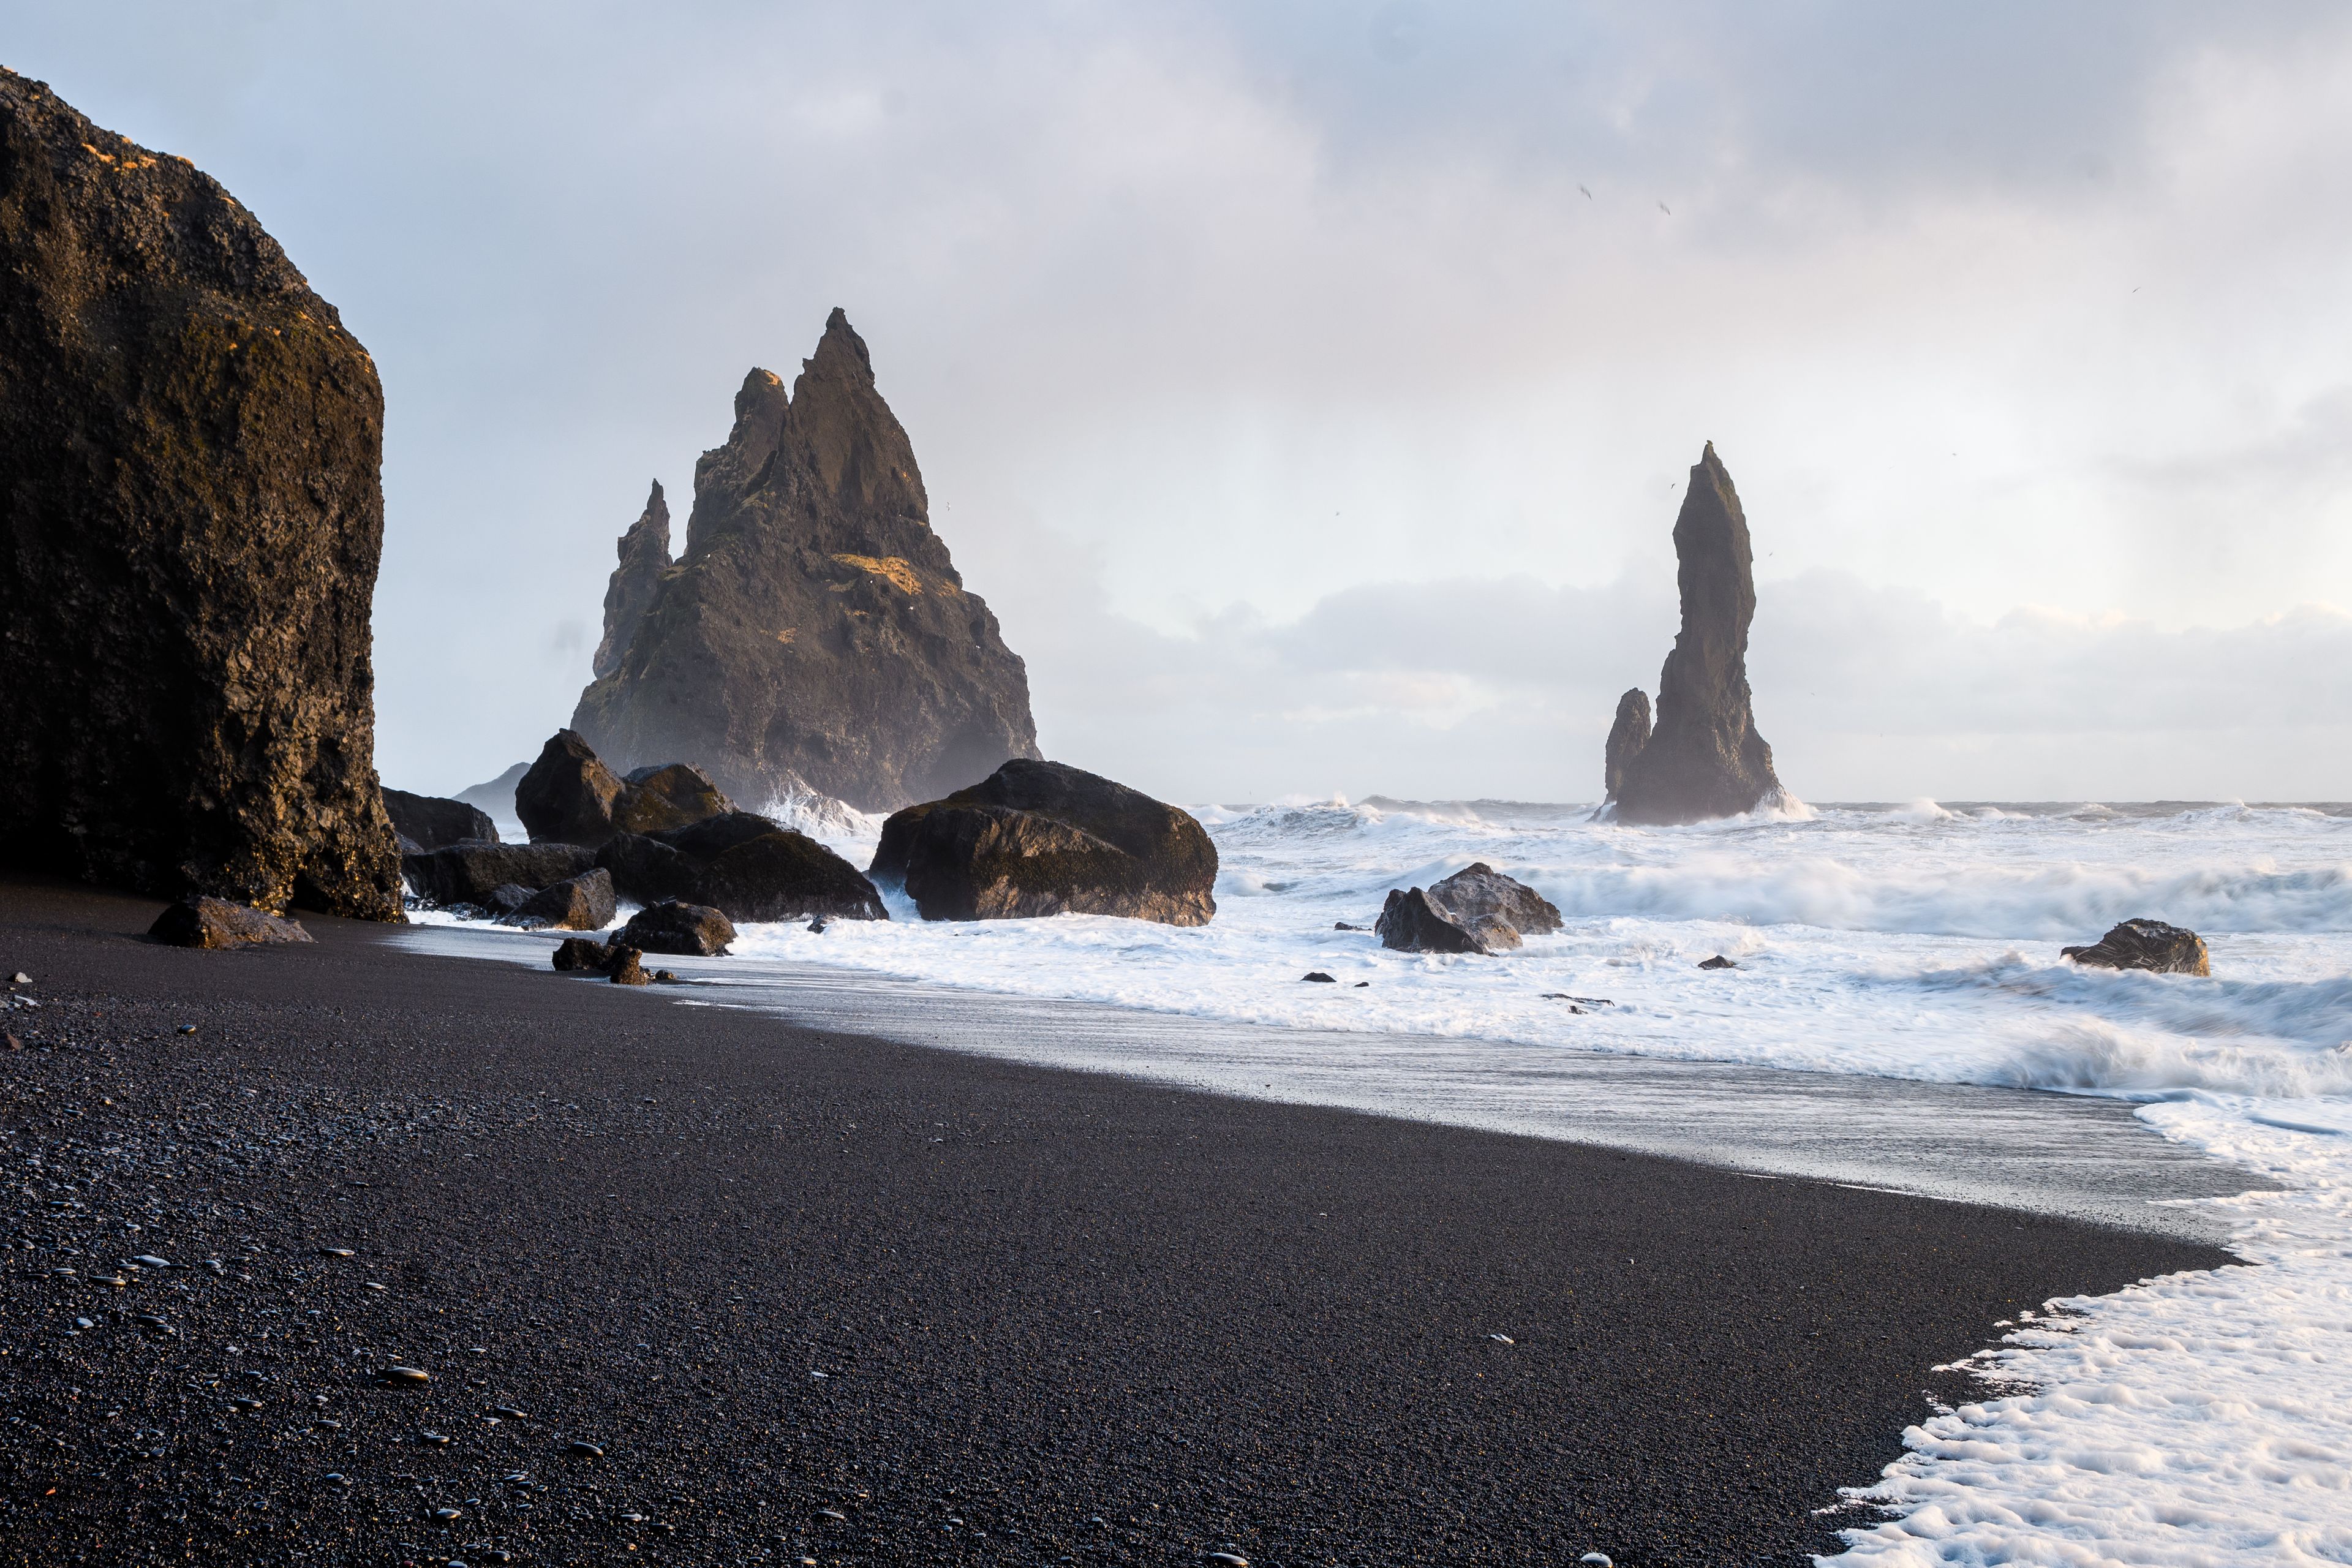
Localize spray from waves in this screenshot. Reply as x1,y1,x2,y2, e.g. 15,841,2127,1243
1536,856,2352,937
756,788,884,859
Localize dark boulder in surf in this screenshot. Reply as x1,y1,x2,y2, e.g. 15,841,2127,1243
598,810,885,923
402,842,595,907
617,899,736,957
871,760,1217,925
2062,919,2210,977
1376,864,1559,956
516,731,736,850
383,790,498,853
507,869,616,931
1604,444,1785,824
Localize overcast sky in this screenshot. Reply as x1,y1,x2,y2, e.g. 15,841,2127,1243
11,2,2352,803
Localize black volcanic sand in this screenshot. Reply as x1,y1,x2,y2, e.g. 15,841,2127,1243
0,876,2238,1567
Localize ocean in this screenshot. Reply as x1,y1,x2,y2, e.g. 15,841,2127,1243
412,794,2352,1562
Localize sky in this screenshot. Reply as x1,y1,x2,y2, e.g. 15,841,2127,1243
9,2,2351,804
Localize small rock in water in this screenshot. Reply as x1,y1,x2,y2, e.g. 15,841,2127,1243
1301,971,1336,983
653,968,680,984
381,1365,431,1385
1488,1332,1515,1344
1333,922,1368,932
567,1439,605,1457
807,916,829,933
2060,917,2211,976
1697,954,1737,970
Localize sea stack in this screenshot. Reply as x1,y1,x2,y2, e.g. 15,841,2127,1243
570,311,1041,813
0,72,402,916
1604,443,1784,825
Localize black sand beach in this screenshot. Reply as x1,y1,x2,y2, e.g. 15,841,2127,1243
0,877,2237,1567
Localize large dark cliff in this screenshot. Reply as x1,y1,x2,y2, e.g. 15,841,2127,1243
1605,443,1784,825
571,311,1040,812
0,70,402,916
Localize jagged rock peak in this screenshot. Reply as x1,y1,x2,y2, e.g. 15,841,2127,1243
594,480,673,679
0,72,401,916
573,311,1039,812
1603,443,1784,825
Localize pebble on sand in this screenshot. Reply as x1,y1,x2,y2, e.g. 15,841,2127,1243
130,1254,170,1268
320,1246,355,1257
381,1366,431,1385
1488,1333,1515,1344
568,1439,605,1457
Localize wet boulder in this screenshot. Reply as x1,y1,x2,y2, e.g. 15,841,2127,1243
1374,864,1558,956
870,760,1217,925
382,789,498,853
551,936,615,972
598,811,884,924
149,897,314,950
616,763,733,835
507,869,616,931
401,842,595,907
516,730,736,849
617,900,736,957
2062,919,2210,977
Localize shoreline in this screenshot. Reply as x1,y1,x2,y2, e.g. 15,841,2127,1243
0,876,2242,1566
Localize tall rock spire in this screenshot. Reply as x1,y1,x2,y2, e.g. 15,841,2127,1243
571,310,1040,812
592,480,671,679
1604,443,1785,824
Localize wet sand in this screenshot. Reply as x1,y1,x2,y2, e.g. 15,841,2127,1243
0,876,2241,1566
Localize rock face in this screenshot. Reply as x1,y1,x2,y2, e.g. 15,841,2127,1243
872,760,1217,925
402,842,595,908
382,790,497,853
456,763,529,827
1604,444,1784,824
570,311,1041,812
148,897,314,950
0,73,402,917
516,731,734,850
2062,919,2211,977
1375,863,1560,956
598,810,886,924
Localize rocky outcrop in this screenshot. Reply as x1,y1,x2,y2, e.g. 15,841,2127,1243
1604,444,1784,824
456,763,528,826
1375,863,1559,956
2062,919,2210,976
570,311,1041,812
0,72,402,917
402,842,595,908
383,790,497,853
149,896,314,949
593,481,671,679
870,760,1216,925
1604,690,1651,804
618,900,736,957
516,731,734,849
598,810,886,924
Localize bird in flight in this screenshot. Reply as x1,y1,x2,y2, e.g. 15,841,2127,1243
1579,184,1592,199
1657,200,1672,215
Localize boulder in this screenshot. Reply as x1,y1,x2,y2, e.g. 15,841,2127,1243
598,810,886,923
516,730,627,846
509,869,616,931
1375,888,1496,954
0,74,402,918
1374,864,1558,956
482,883,537,919
515,730,735,849
617,900,736,957
1604,444,1785,824
606,947,652,986
401,842,596,907
382,790,499,853
149,897,314,950
1698,954,1738,970
871,760,1217,925
2062,919,2210,977
551,937,614,972
569,311,1041,812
